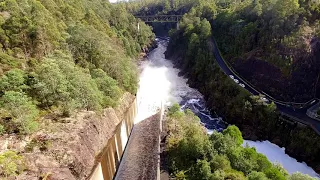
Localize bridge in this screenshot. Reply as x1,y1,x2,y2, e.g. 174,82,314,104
135,15,183,30
134,15,182,22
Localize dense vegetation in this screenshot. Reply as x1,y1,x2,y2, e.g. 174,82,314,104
125,0,196,15
0,150,24,178
131,0,320,101
213,0,320,102
0,0,154,137
163,0,320,174
166,104,317,180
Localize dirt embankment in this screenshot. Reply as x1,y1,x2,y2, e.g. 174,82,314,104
0,93,135,180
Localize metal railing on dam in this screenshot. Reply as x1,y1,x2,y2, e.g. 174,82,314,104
89,99,137,180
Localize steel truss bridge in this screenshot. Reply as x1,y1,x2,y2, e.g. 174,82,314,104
135,15,183,22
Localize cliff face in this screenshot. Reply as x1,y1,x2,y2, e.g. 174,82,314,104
0,93,135,180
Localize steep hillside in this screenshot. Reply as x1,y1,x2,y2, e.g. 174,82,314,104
0,0,154,136
165,104,317,180
0,0,154,178
213,0,320,102
165,0,320,174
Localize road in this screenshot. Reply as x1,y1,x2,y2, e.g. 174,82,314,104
210,39,320,134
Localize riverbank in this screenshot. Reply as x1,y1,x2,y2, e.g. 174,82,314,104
164,104,318,179
165,32,320,174
133,38,318,177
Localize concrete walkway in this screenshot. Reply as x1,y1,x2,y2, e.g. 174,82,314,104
115,113,161,180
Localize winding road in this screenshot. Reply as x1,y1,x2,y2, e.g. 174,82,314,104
211,39,320,134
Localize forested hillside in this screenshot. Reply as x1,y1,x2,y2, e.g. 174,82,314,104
0,0,319,179
125,0,195,15
166,104,317,180
0,0,153,136
0,1,154,178
213,0,320,102
162,0,320,175
131,0,320,102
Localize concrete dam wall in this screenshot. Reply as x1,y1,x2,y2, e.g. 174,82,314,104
89,97,137,180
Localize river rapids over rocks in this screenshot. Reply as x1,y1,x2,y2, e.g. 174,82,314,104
135,38,319,178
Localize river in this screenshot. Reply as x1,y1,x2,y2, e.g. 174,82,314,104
135,38,319,178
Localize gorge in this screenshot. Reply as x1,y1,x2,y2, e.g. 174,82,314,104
137,38,319,178
0,0,319,179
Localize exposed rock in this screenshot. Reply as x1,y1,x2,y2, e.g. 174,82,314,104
0,135,31,153
10,92,136,180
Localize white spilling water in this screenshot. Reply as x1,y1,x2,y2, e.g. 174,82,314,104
135,39,203,124
135,39,319,178
244,140,319,178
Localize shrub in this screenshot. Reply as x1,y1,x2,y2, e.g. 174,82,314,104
248,171,269,180
0,124,4,135
33,58,69,108
32,54,104,112
0,151,24,178
289,172,317,180
91,68,122,107
223,125,244,146
0,91,39,134
0,68,27,92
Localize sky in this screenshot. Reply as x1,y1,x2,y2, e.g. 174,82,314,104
109,0,126,3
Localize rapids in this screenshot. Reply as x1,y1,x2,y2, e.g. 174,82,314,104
135,38,319,178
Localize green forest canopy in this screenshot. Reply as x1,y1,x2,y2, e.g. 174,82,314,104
0,0,154,135
166,104,317,180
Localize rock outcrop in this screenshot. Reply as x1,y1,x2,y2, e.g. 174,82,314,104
0,93,135,180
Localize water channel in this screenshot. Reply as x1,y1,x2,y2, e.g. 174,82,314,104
135,38,319,178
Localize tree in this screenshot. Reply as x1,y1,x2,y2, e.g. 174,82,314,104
199,19,211,39
91,68,122,107
248,171,268,180
210,154,231,171
222,125,243,146
33,58,69,108
168,103,183,117
0,68,27,92
165,106,315,180
192,160,212,179
0,91,38,134
263,165,287,180
175,170,187,180
289,172,317,180
210,169,225,180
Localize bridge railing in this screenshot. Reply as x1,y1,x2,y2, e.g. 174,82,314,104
135,15,183,22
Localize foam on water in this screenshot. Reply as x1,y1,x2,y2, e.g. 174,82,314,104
135,40,202,124
244,140,320,178
135,39,319,178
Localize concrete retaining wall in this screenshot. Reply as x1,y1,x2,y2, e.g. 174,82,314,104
89,99,137,180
